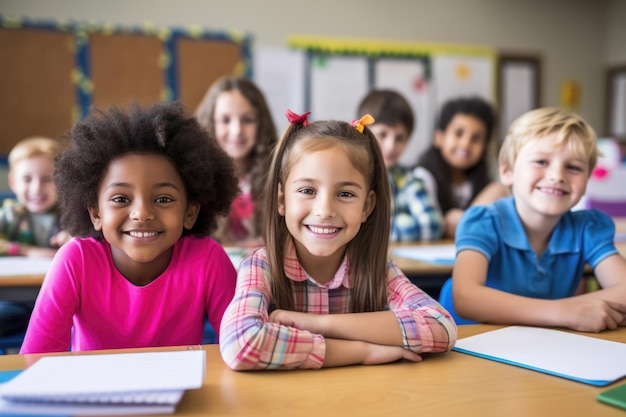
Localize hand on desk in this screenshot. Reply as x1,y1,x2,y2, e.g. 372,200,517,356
558,296,626,333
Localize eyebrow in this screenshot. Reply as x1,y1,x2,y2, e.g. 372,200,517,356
105,182,181,191
291,178,364,189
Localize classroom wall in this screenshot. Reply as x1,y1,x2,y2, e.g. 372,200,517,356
0,0,622,137
607,0,626,65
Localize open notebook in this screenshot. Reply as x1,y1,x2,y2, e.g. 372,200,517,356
454,326,626,386
0,350,205,415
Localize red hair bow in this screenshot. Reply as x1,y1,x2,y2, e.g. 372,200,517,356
285,109,311,126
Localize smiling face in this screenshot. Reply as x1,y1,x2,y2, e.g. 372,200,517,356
435,113,488,173
500,132,589,223
213,89,258,167
278,146,375,274
88,153,199,285
9,155,57,214
369,123,410,168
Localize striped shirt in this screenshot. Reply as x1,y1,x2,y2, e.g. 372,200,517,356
389,165,444,242
219,242,457,370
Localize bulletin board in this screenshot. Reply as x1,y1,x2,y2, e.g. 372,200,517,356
0,15,252,156
286,35,496,167
0,25,75,155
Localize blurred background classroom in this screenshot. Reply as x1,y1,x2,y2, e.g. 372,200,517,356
1,0,625,202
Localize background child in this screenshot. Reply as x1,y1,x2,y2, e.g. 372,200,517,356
195,76,278,246
0,136,69,339
442,107,626,332
357,89,443,241
414,96,507,238
20,101,240,353
219,111,456,370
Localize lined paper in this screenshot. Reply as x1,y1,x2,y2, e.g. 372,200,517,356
0,350,205,415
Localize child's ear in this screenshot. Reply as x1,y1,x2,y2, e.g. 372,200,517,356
277,184,286,216
183,201,201,230
433,130,444,148
362,190,376,223
7,173,17,194
88,206,103,231
499,163,514,187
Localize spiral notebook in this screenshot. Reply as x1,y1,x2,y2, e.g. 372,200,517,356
454,326,626,386
0,349,205,416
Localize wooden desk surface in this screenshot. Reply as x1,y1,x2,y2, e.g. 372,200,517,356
2,325,625,417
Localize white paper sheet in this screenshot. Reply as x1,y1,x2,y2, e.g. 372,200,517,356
391,244,456,265
310,55,369,122
0,257,52,276
254,47,306,134
454,326,626,386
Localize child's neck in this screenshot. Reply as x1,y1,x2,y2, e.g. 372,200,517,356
296,247,345,285
234,159,251,180
110,245,174,286
449,168,467,184
518,211,561,258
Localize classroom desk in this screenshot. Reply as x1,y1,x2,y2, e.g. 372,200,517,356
390,240,455,299
0,257,51,302
1,325,625,417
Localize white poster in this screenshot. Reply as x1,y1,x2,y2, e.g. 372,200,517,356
310,55,369,123
254,47,306,134
375,59,434,167
502,62,536,136
431,54,494,110
611,73,626,137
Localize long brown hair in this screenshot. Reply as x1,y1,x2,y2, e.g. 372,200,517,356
195,76,277,240
265,119,391,313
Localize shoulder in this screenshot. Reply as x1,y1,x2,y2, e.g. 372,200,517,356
391,166,425,189
240,247,270,270
456,198,516,255
175,235,234,266
559,209,616,243
565,208,614,229
58,236,107,256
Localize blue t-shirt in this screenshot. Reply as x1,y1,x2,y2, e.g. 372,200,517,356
458,196,617,297
440,196,618,323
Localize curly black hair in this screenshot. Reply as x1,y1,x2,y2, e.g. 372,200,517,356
55,101,239,239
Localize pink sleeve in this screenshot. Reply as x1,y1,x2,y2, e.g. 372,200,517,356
219,251,325,370
20,240,81,353
386,262,457,353
203,242,237,343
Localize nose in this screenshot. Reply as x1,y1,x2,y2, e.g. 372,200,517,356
229,119,242,137
30,178,43,193
547,164,565,182
314,194,336,219
130,199,154,222
459,134,472,148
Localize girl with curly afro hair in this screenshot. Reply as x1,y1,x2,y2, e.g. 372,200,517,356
21,101,240,354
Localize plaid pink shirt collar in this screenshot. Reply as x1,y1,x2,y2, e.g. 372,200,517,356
282,238,352,289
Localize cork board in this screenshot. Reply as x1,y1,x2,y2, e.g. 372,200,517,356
89,32,165,110
0,27,75,154
176,37,242,112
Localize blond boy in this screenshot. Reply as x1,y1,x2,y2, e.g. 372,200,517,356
441,108,626,332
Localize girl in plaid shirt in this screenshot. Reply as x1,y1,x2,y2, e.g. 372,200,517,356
219,111,457,370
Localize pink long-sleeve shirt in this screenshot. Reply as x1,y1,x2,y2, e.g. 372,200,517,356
20,236,237,353
219,243,457,370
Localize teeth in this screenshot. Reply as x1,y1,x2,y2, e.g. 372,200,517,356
309,226,338,234
128,231,158,238
540,188,565,195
